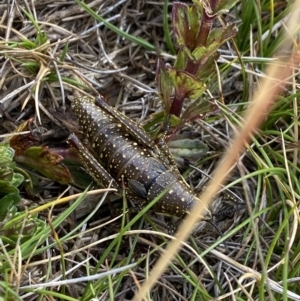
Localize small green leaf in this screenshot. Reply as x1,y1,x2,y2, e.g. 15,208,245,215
21,61,40,74
11,173,25,188
172,3,201,50
169,137,208,163
36,31,48,47
216,0,240,13
195,53,219,79
0,168,14,182
156,60,173,113
168,114,182,127
169,69,207,100
60,42,69,62
191,45,208,61
174,51,188,70
15,146,72,184
181,97,216,121
0,211,46,242
143,111,165,138
0,144,15,163
17,40,37,49
0,193,20,221
0,180,19,195
207,24,238,45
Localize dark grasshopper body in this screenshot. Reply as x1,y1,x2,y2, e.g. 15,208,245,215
68,96,211,220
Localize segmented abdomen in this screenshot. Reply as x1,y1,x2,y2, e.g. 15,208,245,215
72,98,161,185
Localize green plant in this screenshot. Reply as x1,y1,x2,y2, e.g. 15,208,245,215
154,0,238,136
0,144,24,222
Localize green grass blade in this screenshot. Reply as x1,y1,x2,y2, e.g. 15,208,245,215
74,0,156,51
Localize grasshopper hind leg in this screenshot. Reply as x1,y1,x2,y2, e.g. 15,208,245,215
67,133,121,191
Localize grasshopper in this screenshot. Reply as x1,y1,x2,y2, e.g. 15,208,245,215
67,96,211,221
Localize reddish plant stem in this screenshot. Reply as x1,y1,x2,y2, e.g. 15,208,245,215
196,13,214,46
169,91,186,117
195,0,218,46
185,60,200,76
